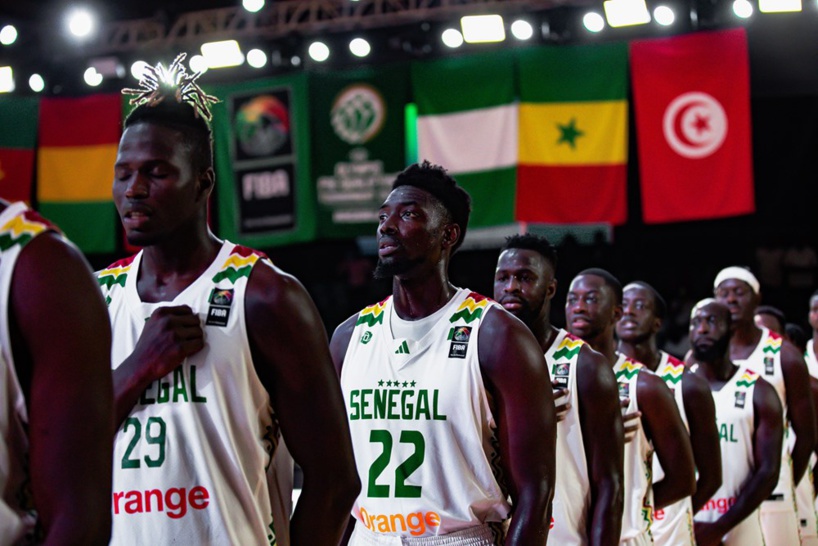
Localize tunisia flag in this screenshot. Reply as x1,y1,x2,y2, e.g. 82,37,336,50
631,29,754,223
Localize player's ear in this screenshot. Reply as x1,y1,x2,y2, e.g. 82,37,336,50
197,168,215,199
442,223,460,250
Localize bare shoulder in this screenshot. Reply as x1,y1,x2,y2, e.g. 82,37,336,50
478,306,544,375
780,338,808,370
330,313,360,375
246,259,310,311
681,368,712,398
637,368,672,401
754,376,783,417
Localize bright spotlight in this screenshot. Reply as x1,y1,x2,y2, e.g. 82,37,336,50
0,66,14,93
510,20,534,40
733,0,754,17
583,12,606,32
83,67,103,87
189,55,208,74
243,0,265,12
653,5,675,25
759,0,801,12
441,28,464,48
130,61,148,80
247,48,267,68
603,0,651,27
460,14,506,43
29,74,45,92
291,55,301,66
308,41,330,62
0,25,18,46
201,40,245,68
349,38,371,58
67,8,95,38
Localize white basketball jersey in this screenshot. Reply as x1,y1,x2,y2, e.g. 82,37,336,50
694,368,765,546
796,343,818,540
545,329,588,546
101,241,282,545
340,288,509,540
0,203,55,545
735,327,796,513
613,353,654,545
651,352,695,546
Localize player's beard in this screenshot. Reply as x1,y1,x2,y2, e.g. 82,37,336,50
510,297,546,331
373,256,424,280
692,331,731,362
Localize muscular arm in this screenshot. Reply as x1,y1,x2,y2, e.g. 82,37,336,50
703,379,783,539
682,372,722,513
10,233,113,544
479,308,556,545
638,371,696,509
246,262,360,546
111,305,204,426
781,341,815,484
577,346,624,546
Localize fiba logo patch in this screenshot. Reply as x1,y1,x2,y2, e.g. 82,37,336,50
662,92,727,159
206,288,234,327
235,95,290,157
330,84,385,145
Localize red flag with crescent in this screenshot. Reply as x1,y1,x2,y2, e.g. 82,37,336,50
630,29,754,223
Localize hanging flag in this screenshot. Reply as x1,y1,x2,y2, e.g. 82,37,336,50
631,29,754,223
211,73,317,247
310,64,409,238
0,97,38,204
517,43,629,225
412,50,517,228
37,94,120,252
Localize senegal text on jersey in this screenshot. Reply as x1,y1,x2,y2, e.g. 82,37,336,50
138,365,207,406
348,388,447,421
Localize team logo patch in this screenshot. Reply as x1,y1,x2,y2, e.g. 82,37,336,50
618,382,630,401
360,331,373,344
448,326,472,359
764,356,774,375
206,288,234,327
552,362,570,388
735,391,746,408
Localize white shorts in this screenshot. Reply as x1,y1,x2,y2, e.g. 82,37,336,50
348,522,499,545
760,504,801,546
723,510,765,546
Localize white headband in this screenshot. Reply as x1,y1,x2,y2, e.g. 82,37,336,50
713,266,760,294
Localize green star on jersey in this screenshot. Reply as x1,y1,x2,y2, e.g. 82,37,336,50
557,118,584,149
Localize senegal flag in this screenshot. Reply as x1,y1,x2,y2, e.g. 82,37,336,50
37,94,120,252
0,97,38,204
412,50,517,228
516,43,628,224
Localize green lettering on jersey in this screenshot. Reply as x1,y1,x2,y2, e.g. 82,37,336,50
349,390,361,420
172,366,189,402
719,423,738,443
415,390,431,420
191,365,207,403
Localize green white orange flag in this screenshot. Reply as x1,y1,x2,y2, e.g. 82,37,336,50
412,50,517,228
0,97,38,204
37,94,120,252
516,43,629,224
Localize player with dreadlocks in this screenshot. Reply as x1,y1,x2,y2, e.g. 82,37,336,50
104,54,359,545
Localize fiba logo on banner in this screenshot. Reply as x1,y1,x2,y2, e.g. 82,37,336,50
330,84,386,145
662,92,728,159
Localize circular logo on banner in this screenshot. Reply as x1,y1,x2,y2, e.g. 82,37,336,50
662,92,728,159
234,95,290,157
330,84,386,145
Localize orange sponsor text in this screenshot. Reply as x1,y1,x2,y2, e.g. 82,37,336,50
358,506,441,536
113,485,210,519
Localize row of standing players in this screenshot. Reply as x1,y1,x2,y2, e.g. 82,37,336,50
2,85,817,545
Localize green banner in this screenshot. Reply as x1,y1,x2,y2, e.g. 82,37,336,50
211,73,316,247
310,64,409,238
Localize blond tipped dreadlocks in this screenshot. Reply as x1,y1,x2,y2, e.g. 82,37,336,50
122,53,219,121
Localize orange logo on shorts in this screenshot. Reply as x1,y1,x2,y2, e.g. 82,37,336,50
358,506,441,536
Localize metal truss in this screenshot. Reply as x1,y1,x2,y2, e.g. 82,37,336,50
72,0,582,57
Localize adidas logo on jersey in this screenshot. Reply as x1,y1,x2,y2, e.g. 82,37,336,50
395,340,410,354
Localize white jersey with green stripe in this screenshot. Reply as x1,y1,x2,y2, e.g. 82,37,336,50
544,329,589,546
341,288,510,540
651,351,695,546
0,202,55,545
735,327,796,513
613,353,654,545
693,368,765,546
101,240,283,546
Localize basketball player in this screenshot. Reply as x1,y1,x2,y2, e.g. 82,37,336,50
331,162,557,545
689,299,784,546
105,56,359,545
714,266,815,544
616,281,721,545
566,269,695,546
0,199,113,543
754,305,786,334
494,234,624,545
